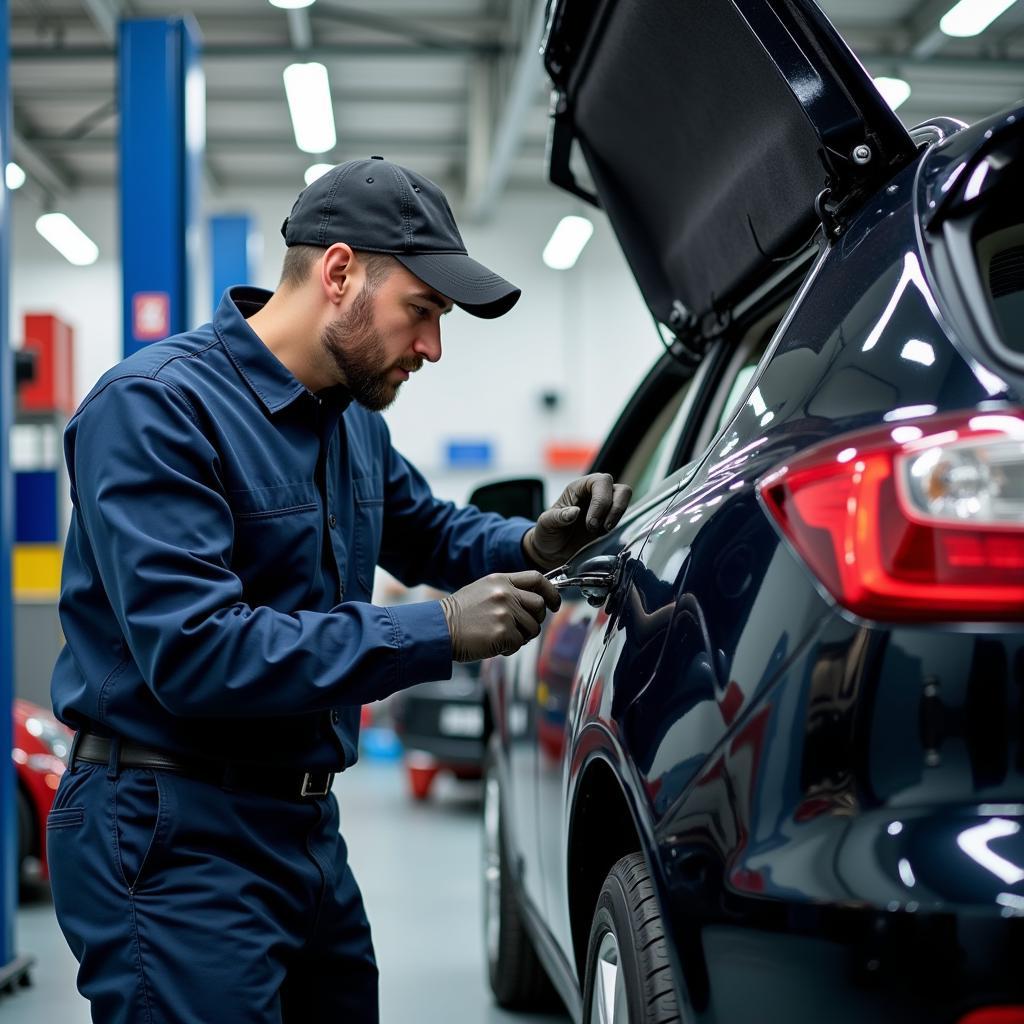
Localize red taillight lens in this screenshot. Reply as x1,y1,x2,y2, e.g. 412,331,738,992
959,1010,1024,1024
757,411,1024,622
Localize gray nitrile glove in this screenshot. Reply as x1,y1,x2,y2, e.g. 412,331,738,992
439,571,561,662
522,473,633,571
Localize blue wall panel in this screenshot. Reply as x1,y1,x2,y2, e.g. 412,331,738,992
15,472,58,544
210,214,253,312
120,18,203,358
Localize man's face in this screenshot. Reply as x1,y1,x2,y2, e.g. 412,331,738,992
320,261,452,411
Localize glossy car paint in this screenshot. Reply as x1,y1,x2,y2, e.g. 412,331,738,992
12,698,71,881
486,108,1024,1022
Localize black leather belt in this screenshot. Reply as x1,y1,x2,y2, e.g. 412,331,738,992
71,731,336,800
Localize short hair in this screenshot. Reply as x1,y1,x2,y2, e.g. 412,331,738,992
279,245,397,291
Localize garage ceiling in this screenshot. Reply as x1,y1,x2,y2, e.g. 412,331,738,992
8,0,1024,214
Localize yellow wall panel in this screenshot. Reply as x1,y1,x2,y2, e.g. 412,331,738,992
14,544,62,600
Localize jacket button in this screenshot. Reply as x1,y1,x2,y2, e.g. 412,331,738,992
328,513,337,528
331,709,340,724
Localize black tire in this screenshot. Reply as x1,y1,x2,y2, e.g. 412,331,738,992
16,785,34,874
482,743,560,1011
581,853,681,1023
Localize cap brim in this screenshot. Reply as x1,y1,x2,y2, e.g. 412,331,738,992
394,252,521,319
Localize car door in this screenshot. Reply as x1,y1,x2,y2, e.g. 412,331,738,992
586,286,812,836
497,350,710,923
535,269,814,963
526,354,718,953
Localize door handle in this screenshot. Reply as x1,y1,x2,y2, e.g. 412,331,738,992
545,553,624,606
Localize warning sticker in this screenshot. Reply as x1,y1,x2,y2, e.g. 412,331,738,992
132,292,171,341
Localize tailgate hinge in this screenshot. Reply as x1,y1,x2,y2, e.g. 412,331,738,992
664,300,732,367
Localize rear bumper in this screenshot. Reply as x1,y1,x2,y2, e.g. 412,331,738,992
664,903,1024,1023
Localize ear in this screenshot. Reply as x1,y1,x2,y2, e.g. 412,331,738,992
320,243,356,306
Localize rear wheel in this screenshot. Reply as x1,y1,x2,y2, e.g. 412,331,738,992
482,742,560,1011
582,853,681,1023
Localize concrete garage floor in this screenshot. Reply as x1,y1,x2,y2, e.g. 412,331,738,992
7,760,570,1024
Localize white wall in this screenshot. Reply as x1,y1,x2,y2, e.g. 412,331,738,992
10,180,662,504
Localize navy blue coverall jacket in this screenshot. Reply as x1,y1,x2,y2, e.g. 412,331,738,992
51,286,534,769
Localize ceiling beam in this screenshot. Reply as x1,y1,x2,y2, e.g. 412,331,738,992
79,0,127,44
905,0,957,58
463,56,494,210
11,42,506,61
12,86,468,105
72,168,556,190
857,53,1024,75
464,0,547,221
310,3,492,50
287,9,313,51
10,128,74,198
59,97,118,140
21,134,543,155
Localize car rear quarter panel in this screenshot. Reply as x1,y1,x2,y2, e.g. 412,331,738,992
567,150,1024,1020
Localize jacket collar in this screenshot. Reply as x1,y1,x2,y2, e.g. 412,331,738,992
214,286,351,415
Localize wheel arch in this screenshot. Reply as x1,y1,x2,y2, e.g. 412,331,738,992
566,751,646,983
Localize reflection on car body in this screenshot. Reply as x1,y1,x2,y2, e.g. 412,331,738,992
476,1,1024,1021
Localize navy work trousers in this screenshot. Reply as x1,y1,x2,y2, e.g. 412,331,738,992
47,755,378,1023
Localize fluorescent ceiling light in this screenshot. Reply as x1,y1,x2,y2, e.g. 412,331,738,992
35,213,99,266
900,339,936,366
269,0,315,8
304,162,334,186
940,0,1018,36
874,77,911,111
5,162,25,190
542,215,594,270
283,62,336,154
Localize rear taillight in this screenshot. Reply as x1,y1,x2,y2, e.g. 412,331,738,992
958,1011,1024,1024
757,411,1024,622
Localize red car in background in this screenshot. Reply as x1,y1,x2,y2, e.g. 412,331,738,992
13,698,72,887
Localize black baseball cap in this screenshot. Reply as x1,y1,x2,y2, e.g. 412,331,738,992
281,157,521,319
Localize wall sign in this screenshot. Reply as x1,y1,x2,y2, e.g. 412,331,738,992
132,292,171,342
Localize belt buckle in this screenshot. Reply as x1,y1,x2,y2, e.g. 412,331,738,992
300,771,334,798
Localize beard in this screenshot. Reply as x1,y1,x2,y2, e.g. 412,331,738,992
320,285,421,412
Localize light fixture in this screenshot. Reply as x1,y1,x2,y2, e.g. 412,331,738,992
900,338,936,366
874,77,911,111
304,162,334,186
940,0,1018,37
542,215,594,270
5,162,25,190
35,213,99,266
957,820,1024,885
269,0,315,8
283,62,336,154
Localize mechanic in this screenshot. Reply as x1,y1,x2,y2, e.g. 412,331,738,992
47,157,631,1023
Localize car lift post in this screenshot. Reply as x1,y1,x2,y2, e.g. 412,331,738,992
119,16,203,358
0,0,35,997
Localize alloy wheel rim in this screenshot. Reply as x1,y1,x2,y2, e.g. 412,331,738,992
591,929,629,1024
482,771,501,965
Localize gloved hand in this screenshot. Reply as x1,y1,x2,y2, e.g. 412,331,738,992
522,473,632,571
439,571,561,662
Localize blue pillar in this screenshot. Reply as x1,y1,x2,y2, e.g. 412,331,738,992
119,17,203,359
0,0,26,990
210,214,255,312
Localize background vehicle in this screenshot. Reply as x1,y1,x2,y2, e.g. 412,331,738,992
12,699,72,892
391,663,486,800
477,1,1024,1021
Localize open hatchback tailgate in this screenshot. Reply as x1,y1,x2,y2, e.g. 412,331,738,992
543,0,918,348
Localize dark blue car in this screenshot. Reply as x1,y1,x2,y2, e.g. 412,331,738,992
474,1,1024,1021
